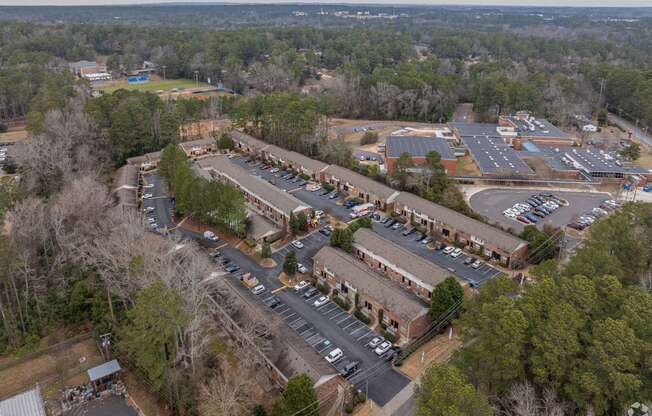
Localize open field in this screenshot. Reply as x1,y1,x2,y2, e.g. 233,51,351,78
0,124,27,143
96,78,209,94
0,336,103,399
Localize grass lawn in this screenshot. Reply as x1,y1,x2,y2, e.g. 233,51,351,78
97,79,209,94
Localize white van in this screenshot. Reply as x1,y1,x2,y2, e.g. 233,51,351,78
350,202,375,218
203,231,219,242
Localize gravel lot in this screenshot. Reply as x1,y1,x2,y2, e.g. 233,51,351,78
469,188,611,233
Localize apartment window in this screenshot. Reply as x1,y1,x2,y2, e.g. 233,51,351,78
428,291,432,299
401,276,405,283
391,319,399,329
340,283,348,294
364,301,372,311
407,280,412,287
378,261,382,269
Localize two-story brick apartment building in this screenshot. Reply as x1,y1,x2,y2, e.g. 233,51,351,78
198,155,312,229
313,246,430,342
393,192,528,267
229,130,270,157
322,165,400,210
261,145,329,181
352,228,465,301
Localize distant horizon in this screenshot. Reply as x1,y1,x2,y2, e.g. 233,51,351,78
1,0,652,8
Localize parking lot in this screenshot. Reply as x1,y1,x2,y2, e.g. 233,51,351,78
469,188,611,233
371,221,501,286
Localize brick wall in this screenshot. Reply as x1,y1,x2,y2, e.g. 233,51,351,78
386,156,457,176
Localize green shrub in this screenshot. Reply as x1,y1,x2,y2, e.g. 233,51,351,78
345,403,354,414
244,238,256,248
354,308,371,324
299,173,310,180
321,182,334,192
333,296,350,311
317,283,330,295
356,393,367,404
380,329,397,343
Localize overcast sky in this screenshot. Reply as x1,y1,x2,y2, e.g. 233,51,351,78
1,0,651,6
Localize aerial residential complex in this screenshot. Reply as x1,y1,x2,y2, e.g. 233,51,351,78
198,155,312,229
352,228,459,301
313,246,431,341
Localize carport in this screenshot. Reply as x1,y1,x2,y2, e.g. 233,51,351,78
88,359,122,391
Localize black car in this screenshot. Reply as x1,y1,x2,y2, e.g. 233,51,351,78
463,256,474,266
414,232,426,241
339,361,359,377
319,228,332,237
384,219,396,228
263,296,281,308
382,217,392,225
221,258,231,265
320,189,331,196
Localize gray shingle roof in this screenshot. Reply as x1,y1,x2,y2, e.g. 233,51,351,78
0,388,46,416
323,165,399,201
449,122,502,138
394,192,527,254
228,130,270,151
264,144,329,173
386,136,455,160
314,246,428,323
179,137,214,151
198,155,311,215
461,135,535,176
352,228,452,291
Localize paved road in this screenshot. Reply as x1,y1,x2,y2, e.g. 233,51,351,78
608,112,652,148
144,170,410,406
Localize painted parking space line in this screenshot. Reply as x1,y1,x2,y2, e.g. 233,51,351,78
317,302,334,311
261,295,275,302
275,306,289,314
321,304,339,315
336,315,352,324
317,344,333,354
279,308,294,317
297,324,311,334
301,329,316,338
307,335,323,346
349,326,367,336
283,313,297,321
290,319,306,329
357,332,373,341
305,294,320,302
343,321,359,331
329,310,346,320
288,316,303,326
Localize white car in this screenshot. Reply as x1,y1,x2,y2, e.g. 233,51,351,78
374,341,392,356
313,296,329,307
143,206,155,213
294,280,309,291
471,260,482,269
270,168,280,173
314,210,324,218
291,240,304,249
325,348,343,364
143,193,153,199
297,263,308,274
367,337,384,348
451,248,463,258
143,183,154,189
251,285,266,295
442,246,455,255
149,223,158,229
146,217,156,223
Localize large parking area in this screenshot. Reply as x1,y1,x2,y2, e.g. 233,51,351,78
371,221,501,286
469,188,611,233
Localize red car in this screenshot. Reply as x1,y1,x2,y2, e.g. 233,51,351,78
516,215,531,225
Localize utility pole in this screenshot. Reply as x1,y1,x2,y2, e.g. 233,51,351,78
161,65,166,80
194,70,199,88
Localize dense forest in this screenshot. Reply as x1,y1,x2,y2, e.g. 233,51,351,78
3,10,652,128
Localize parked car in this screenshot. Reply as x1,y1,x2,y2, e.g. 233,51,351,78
251,285,266,295
263,296,281,308
143,193,153,199
374,341,392,356
225,265,240,273
319,228,332,237
143,206,155,213
320,189,331,196
325,348,344,364
367,337,384,348
270,168,280,173
313,296,329,307
328,192,339,200
291,240,304,249
339,361,359,377
402,227,416,237
414,232,426,241
384,219,396,228
451,248,463,258
203,230,219,242
297,263,308,274
471,260,482,269
391,222,402,230
443,246,455,255
382,217,392,225
463,256,474,266
294,281,309,291
421,236,433,245
516,215,531,224
303,288,318,298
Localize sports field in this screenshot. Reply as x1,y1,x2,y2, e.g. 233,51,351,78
97,78,209,94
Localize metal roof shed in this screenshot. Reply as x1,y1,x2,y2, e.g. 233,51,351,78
87,359,121,382
0,388,46,416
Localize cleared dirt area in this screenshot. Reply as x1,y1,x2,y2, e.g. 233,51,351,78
397,331,462,380
455,155,481,176
0,123,27,143
0,337,103,399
